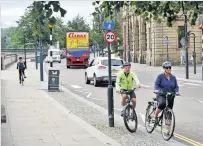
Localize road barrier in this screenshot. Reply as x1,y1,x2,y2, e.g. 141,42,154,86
1,54,18,70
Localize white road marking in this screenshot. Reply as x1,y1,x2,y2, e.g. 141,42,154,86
184,83,201,86
114,108,122,111
140,113,145,123
178,84,184,87
71,85,82,89
198,100,203,104
73,90,106,101
87,93,92,98
88,98,107,101
140,84,151,88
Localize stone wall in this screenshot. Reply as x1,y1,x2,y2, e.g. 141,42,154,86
120,10,203,66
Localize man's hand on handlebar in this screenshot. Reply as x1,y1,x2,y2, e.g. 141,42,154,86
154,90,159,93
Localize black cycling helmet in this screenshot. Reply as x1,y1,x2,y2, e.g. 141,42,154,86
162,61,172,68
123,62,131,67
19,57,22,59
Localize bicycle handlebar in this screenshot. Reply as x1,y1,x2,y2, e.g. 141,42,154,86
154,90,180,96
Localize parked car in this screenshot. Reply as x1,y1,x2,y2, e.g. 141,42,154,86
85,56,124,87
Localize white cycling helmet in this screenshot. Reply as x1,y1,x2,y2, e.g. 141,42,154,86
162,61,172,68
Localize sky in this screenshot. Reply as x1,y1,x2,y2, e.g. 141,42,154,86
1,0,95,28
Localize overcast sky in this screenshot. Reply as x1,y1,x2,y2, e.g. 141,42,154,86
1,0,95,28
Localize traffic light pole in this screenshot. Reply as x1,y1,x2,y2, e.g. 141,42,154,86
49,27,53,67
38,17,44,81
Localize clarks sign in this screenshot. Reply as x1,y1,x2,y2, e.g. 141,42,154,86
66,32,89,49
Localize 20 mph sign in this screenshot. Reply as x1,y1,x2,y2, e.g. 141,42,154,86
104,30,117,44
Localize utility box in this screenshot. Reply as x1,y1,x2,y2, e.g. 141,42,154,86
48,69,60,91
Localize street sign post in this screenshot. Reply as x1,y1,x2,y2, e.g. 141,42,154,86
103,20,115,30
104,30,117,128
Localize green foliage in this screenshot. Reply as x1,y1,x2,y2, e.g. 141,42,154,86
67,14,90,31
92,1,203,27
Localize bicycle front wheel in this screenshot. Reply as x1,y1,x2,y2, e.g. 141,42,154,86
161,108,175,141
123,104,138,133
145,103,155,133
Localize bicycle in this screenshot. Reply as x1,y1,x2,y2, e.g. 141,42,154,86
145,91,178,141
120,88,138,133
20,69,24,86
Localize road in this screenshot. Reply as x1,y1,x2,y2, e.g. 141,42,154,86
44,56,203,146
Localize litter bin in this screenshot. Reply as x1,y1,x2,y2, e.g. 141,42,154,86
48,69,60,91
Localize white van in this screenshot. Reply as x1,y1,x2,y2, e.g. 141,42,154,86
45,48,61,63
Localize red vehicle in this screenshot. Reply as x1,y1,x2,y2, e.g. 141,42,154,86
66,31,90,68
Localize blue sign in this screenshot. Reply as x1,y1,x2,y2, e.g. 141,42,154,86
36,56,40,63
103,19,115,30
165,40,169,45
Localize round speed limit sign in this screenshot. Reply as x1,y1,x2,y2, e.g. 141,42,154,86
104,30,117,44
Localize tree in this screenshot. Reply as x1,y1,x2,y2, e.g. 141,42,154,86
67,14,90,31
28,1,67,25
92,1,203,27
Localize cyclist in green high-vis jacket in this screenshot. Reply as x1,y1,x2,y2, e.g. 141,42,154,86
116,62,141,116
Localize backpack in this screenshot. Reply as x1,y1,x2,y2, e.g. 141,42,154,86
18,62,25,69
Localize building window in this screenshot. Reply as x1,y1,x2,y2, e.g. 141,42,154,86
177,26,184,48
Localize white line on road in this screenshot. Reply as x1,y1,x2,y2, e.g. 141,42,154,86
114,108,122,111
87,93,92,98
140,113,145,123
184,83,201,86
71,85,82,89
178,84,184,87
140,84,151,88
74,90,107,101
198,100,203,104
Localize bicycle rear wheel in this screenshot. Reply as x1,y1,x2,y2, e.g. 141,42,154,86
145,103,156,133
161,108,175,141
123,104,138,133
21,74,24,86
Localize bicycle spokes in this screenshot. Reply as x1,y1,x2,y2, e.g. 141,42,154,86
161,110,175,141
123,105,138,133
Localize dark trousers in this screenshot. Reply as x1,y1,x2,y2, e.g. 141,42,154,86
19,69,25,80
157,95,174,110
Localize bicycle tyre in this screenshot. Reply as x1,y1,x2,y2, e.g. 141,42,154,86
161,108,175,141
21,74,24,86
123,104,138,133
145,103,155,133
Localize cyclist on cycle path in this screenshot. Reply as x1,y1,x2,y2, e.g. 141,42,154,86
17,57,27,84
115,62,141,116
153,61,180,122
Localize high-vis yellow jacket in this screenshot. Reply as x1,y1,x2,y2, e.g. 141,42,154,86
116,71,140,91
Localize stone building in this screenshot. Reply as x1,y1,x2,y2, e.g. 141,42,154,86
118,7,203,66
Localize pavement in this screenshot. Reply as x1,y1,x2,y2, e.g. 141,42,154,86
1,62,120,146
1,56,203,146
46,57,203,146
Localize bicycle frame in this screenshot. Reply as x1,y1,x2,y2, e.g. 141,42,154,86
148,92,176,125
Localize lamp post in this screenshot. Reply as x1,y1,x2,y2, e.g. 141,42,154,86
199,24,203,80
187,31,196,74
164,36,169,61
